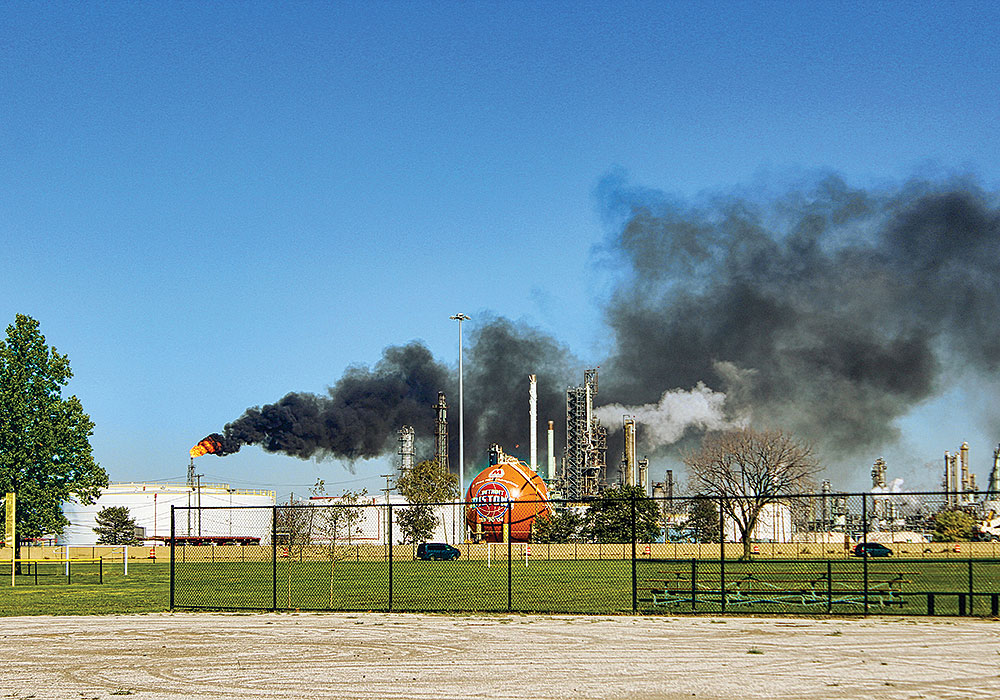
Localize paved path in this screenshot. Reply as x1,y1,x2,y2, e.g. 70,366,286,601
2,613,998,699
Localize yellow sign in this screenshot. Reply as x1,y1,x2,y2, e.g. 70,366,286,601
4,493,13,547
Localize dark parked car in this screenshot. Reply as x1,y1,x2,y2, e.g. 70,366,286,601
853,542,892,557
416,543,461,561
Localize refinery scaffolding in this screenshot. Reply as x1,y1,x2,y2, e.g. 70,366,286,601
988,445,1000,502
561,368,607,499
434,391,448,472
398,425,415,475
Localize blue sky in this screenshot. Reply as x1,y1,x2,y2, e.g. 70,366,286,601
4,1,1000,498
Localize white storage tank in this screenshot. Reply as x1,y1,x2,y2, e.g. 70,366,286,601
305,494,465,545
60,482,276,545
723,502,793,543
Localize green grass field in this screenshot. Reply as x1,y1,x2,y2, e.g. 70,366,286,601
0,561,170,616
2,557,997,617
174,556,1000,616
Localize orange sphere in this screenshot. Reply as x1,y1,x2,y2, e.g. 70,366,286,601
465,454,550,542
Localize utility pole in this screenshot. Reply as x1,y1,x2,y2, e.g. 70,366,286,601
380,474,394,548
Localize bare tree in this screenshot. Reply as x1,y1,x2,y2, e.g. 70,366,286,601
310,480,368,607
684,427,820,559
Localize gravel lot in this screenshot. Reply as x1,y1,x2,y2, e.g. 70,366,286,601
2,613,998,699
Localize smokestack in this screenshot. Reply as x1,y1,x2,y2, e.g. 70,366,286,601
961,441,970,503
944,451,954,507
623,416,637,487
529,375,537,472
547,420,555,482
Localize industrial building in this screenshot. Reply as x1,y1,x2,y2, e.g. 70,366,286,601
60,482,276,546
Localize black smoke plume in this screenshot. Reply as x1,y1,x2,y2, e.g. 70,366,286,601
462,316,578,470
199,173,1000,479
204,343,451,461
597,174,1000,459
200,319,575,472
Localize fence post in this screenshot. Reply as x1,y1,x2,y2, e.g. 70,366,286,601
862,494,869,615
271,505,277,612
968,558,974,616
507,500,512,613
388,501,393,612
169,505,175,610
631,492,637,613
826,559,832,614
691,558,697,611
719,496,726,614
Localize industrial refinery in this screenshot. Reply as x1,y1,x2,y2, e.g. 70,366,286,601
52,368,1000,549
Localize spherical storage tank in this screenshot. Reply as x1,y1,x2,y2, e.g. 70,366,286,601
466,445,550,542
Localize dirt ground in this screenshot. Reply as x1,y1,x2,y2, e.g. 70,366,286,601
1,613,998,700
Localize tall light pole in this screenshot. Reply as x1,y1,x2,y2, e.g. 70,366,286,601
450,313,470,509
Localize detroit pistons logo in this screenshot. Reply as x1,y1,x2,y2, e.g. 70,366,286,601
473,481,510,522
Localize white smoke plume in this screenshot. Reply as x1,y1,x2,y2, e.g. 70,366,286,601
871,477,907,494
595,382,746,448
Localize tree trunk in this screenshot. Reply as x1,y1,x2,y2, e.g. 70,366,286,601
14,535,22,575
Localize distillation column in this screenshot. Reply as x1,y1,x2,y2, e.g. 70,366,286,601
622,417,637,487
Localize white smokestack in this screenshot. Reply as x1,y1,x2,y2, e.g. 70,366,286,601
547,420,555,481
623,417,637,487
529,374,537,472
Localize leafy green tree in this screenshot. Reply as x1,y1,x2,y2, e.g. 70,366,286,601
0,315,108,568
685,497,720,543
395,503,438,545
396,459,458,544
933,510,975,542
396,459,458,504
530,504,584,543
93,506,142,545
583,485,662,543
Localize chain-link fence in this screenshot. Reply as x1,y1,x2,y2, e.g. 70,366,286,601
170,492,1000,616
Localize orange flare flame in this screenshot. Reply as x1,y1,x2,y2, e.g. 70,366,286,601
190,437,221,458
